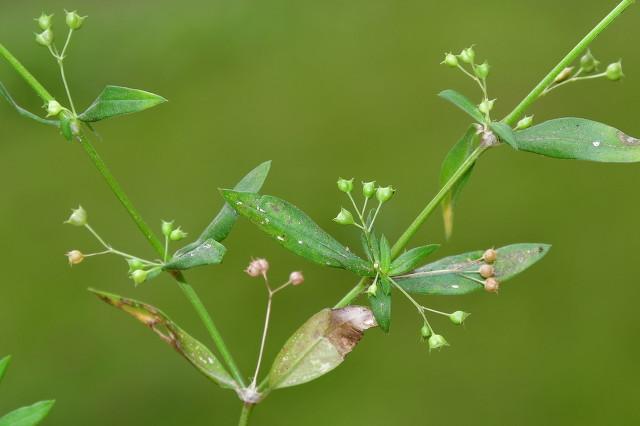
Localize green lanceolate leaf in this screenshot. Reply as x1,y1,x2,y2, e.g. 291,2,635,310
490,121,518,149
515,117,640,162
59,114,73,142
163,238,226,270
394,243,550,295
268,306,377,389
369,289,391,333
440,126,479,239
389,244,440,276
379,273,392,295
379,235,391,274
438,89,485,123
78,86,167,122
173,161,271,259
221,191,374,276
90,288,238,390
0,355,10,383
0,82,58,126
0,400,55,426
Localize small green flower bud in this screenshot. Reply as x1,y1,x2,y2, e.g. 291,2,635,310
478,99,495,115
515,115,534,130
479,264,494,278
449,311,470,325
459,47,475,64
606,61,623,81
161,220,174,237
46,100,63,117
333,208,355,225
127,258,146,272
362,181,376,199
131,269,149,285
375,186,395,204
337,178,354,193
365,281,378,297
442,53,458,67
35,29,54,47
169,227,188,241
484,277,500,293
475,62,490,79
65,206,87,226
428,334,449,351
420,324,432,339
65,250,84,266
482,248,497,263
553,66,574,84
580,50,599,73
36,13,54,30
65,10,87,30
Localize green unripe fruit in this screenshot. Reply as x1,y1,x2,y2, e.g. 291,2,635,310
459,47,475,64
362,181,376,199
420,324,432,339
515,115,534,130
35,29,54,47
449,311,470,325
606,61,623,81
333,208,355,225
170,227,188,241
443,53,458,67
65,10,87,30
366,282,378,297
337,178,354,193
478,99,495,115
580,50,599,73
376,186,395,203
131,269,148,285
36,13,53,30
65,206,87,227
161,220,174,237
127,258,146,272
475,62,490,79
46,100,63,117
428,334,449,351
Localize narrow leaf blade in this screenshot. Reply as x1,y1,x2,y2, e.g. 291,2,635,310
395,243,550,295
0,82,58,126
268,306,377,389
90,288,238,390
369,290,391,333
221,190,373,276
515,117,640,162
0,355,11,383
440,126,478,239
438,89,484,123
490,121,518,149
379,235,391,274
164,238,226,270
0,400,55,426
389,244,440,276
78,86,167,122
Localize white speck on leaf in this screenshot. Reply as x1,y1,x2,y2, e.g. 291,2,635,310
592,141,601,147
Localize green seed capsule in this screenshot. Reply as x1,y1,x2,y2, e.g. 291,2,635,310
337,178,354,193
475,62,490,79
606,61,623,81
443,53,458,67
449,311,470,325
170,227,188,241
580,50,599,73
428,334,449,351
376,186,395,204
127,258,146,272
35,29,54,47
46,100,63,117
333,208,355,225
478,99,495,115
362,181,376,199
161,220,174,237
515,115,534,130
459,47,475,64
36,13,54,30
65,206,87,226
65,10,87,30
420,324,432,339
131,269,148,285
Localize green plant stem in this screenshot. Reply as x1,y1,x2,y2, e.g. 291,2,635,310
238,404,254,426
0,43,53,102
334,277,368,308
503,0,635,126
77,136,246,388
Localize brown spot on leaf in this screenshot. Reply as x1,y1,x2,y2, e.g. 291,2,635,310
617,131,640,146
327,306,377,357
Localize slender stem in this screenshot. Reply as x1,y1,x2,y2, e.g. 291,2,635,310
503,0,635,126
57,59,76,114
390,145,486,258
252,291,273,386
542,71,606,95
0,43,53,102
61,30,73,58
334,277,368,309
238,404,254,426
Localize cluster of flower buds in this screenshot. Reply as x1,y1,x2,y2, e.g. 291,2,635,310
442,46,491,80
334,178,395,228
481,248,499,293
161,220,188,241
245,258,270,278
34,11,86,47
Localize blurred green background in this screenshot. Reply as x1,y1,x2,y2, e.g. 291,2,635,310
1,1,639,425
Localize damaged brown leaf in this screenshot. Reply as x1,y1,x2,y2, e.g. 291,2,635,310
89,288,238,390
268,306,377,390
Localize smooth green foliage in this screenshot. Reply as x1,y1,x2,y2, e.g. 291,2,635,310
163,238,226,270
268,306,376,389
514,118,640,162
395,243,550,295
221,190,373,276
440,126,478,239
59,113,73,141
368,289,391,332
438,89,485,123
389,244,440,276
90,288,238,390
490,121,518,149
0,355,10,383
379,236,391,274
0,82,57,126
0,401,55,426
173,161,271,258
78,86,167,122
